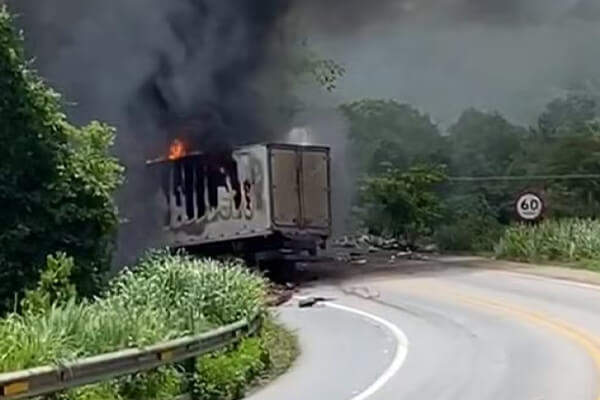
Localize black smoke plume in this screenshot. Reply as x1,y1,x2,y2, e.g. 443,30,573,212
12,0,596,261
6,0,297,265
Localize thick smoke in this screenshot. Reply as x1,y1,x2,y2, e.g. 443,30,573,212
10,0,292,149
292,0,600,127
293,0,600,30
10,0,598,259
286,107,355,238
284,0,600,237
7,0,294,265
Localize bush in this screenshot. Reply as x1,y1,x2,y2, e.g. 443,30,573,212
0,6,123,312
109,251,267,326
194,316,298,400
256,317,299,382
434,194,506,252
0,252,267,372
0,252,297,400
21,252,77,315
360,165,446,247
117,368,183,400
435,215,505,252
194,337,268,400
495,218,600,262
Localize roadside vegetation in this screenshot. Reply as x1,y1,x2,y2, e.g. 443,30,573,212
0,251,297,400
0,5,123,314
0,7,298,400
495,219,600,271
344,94,600,266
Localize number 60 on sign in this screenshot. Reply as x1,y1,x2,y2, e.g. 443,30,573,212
515,192,544,221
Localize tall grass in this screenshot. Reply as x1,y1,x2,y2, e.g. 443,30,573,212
495,218,600,263
0,251,297,400
0,251,267,373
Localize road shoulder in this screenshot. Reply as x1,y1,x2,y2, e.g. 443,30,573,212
435,255,600,287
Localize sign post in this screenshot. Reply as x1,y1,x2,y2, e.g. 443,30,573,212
515,191,544,222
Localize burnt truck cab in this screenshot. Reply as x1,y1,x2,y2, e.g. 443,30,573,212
148,143,332,266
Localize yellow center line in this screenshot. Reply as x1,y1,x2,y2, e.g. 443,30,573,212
395,281,600,400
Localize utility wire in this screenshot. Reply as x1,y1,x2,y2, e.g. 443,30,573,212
448,174,600,182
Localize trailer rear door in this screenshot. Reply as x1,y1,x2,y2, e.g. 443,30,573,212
300,150,330,229
270,147,301,227
269,144,331,233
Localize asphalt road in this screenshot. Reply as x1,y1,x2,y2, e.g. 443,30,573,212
248,263,600,400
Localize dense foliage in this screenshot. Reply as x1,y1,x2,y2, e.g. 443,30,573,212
0,6,123,312
496,219,600,267
344,94,600,251
340,100,447,175
20,252,77,315
360,165,446,247
0,252,296,400
192,317,298,400
0,253,260,372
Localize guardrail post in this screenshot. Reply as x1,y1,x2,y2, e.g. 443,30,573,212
184,356,197,400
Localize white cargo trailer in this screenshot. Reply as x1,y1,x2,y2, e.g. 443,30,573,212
149,143,332,264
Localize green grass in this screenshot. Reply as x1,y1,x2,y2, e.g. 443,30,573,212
0,252,266,372
495,218,600,266
256,316,299,383
0,250,297,400
194,315,299,400
570,259,600,272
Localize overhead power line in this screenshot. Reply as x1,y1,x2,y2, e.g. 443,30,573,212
448,174,600,182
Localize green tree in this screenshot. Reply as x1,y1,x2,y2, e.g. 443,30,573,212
0,6,123,312
537,94,598,137
360,165,446,247
445,109,529,227
340,99,447,175
532,131,600,217
438,98,600,251
519,95,600,217
448,108,526,177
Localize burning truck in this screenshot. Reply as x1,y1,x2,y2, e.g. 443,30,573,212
147,139,332,270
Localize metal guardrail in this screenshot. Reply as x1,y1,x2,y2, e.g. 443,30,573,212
0,313,262,399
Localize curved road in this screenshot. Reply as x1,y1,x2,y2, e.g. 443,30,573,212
248,264,600,400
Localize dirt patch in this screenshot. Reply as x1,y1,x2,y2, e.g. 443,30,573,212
265,283,297,307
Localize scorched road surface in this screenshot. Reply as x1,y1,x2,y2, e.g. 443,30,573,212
249,264,600,400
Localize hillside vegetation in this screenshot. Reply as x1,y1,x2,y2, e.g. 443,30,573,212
0,5,123,312
0,7,297,400
344,95,600,258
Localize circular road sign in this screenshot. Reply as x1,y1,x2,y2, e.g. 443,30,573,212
516,192,544,221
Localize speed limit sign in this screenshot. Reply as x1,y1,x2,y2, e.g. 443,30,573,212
516,192,544,221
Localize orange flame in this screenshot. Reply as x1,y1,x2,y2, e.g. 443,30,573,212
168,139,186,160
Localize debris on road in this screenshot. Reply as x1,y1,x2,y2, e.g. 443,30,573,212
335,251,368,264
342,286,380,300
266,283,297,307
333,234,433,266
298,296,333,308
334,234,407,251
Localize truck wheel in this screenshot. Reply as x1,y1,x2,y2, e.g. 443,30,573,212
260,260,296,284
281,261,297,283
